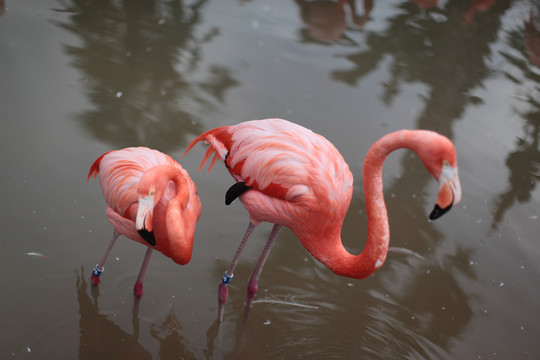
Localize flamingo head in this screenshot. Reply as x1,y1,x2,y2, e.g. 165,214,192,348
416,133,462,220
136,173,167,246
136,189,157,246
429,160,461,220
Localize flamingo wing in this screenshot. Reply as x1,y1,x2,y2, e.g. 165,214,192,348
88,147,182,217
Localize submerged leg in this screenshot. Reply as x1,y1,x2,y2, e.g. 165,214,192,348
218,222,256,322
134,247,154,298
91,231,119,285
245,224,282,311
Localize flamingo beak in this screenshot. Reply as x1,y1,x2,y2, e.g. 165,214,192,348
136,195,156,246
429,164,462,220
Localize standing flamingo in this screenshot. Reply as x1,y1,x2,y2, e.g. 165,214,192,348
88,147,202,297
184,118,461,321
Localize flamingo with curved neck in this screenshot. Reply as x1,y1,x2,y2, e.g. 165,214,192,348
184,118,461,321
88,147,201,297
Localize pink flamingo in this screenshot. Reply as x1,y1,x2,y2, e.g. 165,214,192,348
88,147,201,297
184,118,461,321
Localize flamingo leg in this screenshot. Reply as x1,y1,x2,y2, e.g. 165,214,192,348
91,231,119,285
218,222,256,322
245,224,282,311
134,247,154,298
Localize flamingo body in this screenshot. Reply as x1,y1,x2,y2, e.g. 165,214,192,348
185,118,461,319
88,147,201,296
190,119,352,224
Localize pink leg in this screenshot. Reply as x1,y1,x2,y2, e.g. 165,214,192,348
245,224,282,310
134,247,154,298
218,222,256,322
91,232,119,285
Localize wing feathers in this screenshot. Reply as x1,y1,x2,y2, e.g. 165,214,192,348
87,151,111,181
184,119,353,205
89,147,182,216
200,146,217,172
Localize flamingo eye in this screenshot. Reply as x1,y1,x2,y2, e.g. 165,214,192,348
149,189,156,196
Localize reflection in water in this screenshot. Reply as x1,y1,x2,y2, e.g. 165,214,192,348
77,268,201,359
409,0,438,9
491,121,540,229
525,11,540,67
223,239,475,358
55,0,239,152
367,247,475,354
150,309,196,359
295,0,373,43
76,268,152,359
291,0,503,44
333,0,511,135
462,0,496,26
492,13,540,229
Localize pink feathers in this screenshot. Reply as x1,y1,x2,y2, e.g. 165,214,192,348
185,119,353,206
89,147,201,296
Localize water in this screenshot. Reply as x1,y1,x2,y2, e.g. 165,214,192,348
1,0,540,358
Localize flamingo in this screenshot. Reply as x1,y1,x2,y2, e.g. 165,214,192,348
88,147,202,297
184,118,461,321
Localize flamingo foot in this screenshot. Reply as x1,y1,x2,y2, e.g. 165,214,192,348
245,276,258,310
134,283,144,298
91,265,103,285
91,274,101,285
217,281,230,322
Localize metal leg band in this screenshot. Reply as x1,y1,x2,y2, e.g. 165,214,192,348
92,265,103,277
222,272,233,284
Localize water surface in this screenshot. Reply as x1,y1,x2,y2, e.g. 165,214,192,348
1,0,540,358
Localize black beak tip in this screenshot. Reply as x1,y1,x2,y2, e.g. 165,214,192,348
429,204,452,221
225,182,251,206
138,229,156,246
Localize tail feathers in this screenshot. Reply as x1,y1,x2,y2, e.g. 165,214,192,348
200,146,221,173
87,151,111,182
183,127,233,173
182,133,208,157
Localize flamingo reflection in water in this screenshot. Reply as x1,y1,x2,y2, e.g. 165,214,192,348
295,0,373,42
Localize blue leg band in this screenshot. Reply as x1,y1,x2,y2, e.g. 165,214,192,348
222,272,233,284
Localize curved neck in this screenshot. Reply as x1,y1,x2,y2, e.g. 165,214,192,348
143,165,192,264
142,165,189,205
167,169,194,265
310,130,427,279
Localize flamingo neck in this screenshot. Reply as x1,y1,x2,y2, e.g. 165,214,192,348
311,130,426,279
145,166,192,264
164,168,192,264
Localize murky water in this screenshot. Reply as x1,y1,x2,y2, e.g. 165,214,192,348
1,0,540,358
